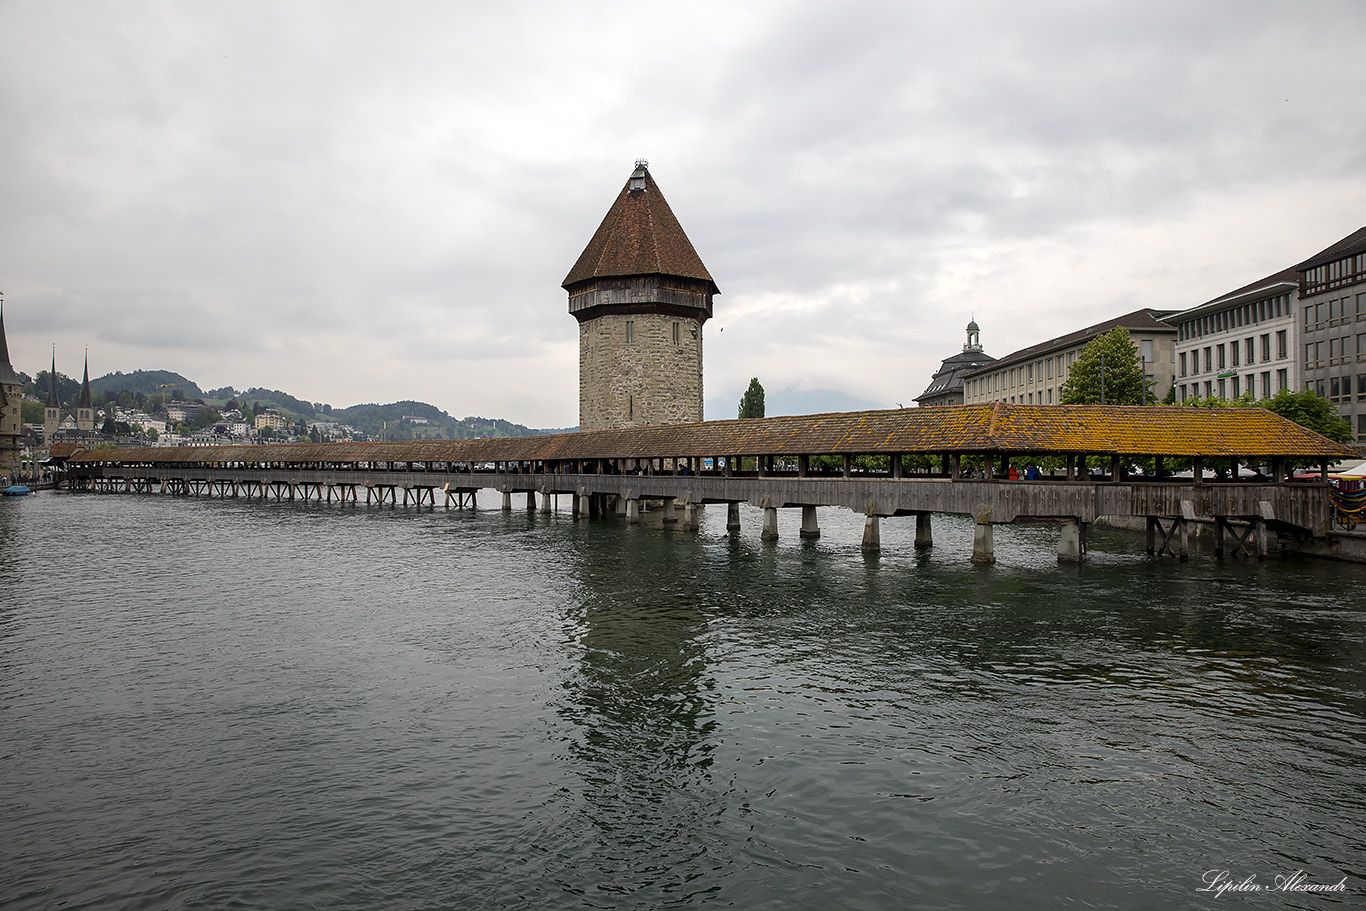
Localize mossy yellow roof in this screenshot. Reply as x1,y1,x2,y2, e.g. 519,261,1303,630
71,404,1356,466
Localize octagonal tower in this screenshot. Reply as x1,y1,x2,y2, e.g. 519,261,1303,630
563,161,719,432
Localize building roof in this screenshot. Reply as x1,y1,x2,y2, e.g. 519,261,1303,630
967,309,1176,375
1294,225,1366,272
0,302,22,387
70,403,1354,462
915,349,997,403
562,162,718,294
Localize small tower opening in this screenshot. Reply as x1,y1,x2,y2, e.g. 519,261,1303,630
629,159,648,191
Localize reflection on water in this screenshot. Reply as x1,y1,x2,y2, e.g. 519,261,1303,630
0,491,1363,910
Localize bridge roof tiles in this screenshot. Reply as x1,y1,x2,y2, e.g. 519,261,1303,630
70,404,1355,466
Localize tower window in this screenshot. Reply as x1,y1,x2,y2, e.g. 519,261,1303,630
626,320,635,344
628,395,634,420
672,322,680,346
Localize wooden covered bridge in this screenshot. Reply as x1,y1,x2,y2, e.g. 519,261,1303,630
65,404,1356,562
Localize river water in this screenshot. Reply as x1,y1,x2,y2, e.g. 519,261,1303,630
1,490,1363,910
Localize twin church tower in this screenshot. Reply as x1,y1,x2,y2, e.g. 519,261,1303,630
564,161,718,432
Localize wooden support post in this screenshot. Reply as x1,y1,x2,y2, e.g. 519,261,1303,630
950,453,961,479
798,454,809,478
915,512,932,550
1214,516,1226,556
1146,516,1157,554
891,453,903,479
727,502,741,533
842,454,852,479
800,505,820,539
662,498,677,524
1193,457,1204,485
1179,501,1194,560
1110,455,1121,481
861,514,880,553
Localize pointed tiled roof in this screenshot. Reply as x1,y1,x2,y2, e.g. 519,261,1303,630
47,350,60,407
79,353,93,409
563,162,718,294
0,301,22,386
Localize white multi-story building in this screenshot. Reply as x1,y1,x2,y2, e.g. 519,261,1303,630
1295,226,1366,439
1170,267,1298,404
962,309,1177,405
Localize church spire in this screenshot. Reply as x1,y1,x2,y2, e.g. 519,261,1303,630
79,350,93,409
47,347,60,408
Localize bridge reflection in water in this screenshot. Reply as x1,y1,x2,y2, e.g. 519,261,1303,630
66,404,1355,564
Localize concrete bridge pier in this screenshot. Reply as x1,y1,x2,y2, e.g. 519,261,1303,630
800,505,820,539
682,502,699,531
526,491,536,511
861,515,880,553
539,490,552,514
626,497,640,525
501,490,512,511
914,512,932,550
761,506,779,541
971,507,995,565
662,499,677,524
727,502,741,533
1057,519,1086,563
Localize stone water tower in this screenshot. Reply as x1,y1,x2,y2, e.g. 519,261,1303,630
563,161,718,432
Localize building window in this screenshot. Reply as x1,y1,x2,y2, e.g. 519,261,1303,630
628,395,634,420
1218,379,1226,399
672,322,680,346
1277,369,1288,392
1231,342,1240,368
1358,414,1366,440
1217,344,1226,370
1204,347,1213,372
1359,374,1366,401
1141,338,1154,364
1232,375,1240,398
1261,334,1271,362
1179,352,1187,376
1244,338,1254,364
626,320,635,344
1276,330,1287,359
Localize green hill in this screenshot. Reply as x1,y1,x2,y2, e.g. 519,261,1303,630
86,368,573,439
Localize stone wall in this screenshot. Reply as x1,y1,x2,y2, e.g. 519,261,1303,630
579,312,703,431
0,380,21,478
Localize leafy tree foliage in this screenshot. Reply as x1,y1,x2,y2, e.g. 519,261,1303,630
738,377,765,419
1058,327,1154,405
26,370,80,404
1256,390,1352,444
21,400,43,423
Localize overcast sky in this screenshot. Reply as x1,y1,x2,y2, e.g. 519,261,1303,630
2,1,1364,427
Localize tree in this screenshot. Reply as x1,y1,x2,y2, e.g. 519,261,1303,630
738,377,766,419
1257,390,1352,445
1059,327,1153,405
21,401,43,424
